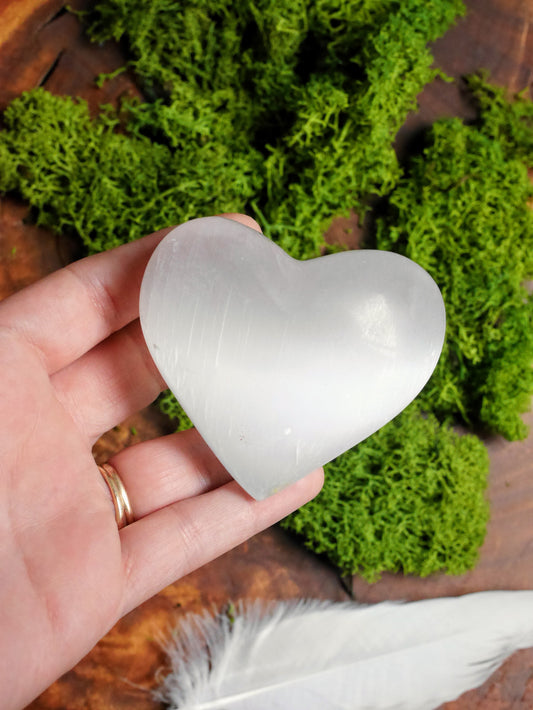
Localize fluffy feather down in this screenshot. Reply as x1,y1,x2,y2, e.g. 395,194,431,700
156,592,533,710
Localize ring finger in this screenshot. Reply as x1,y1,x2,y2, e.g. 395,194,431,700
105,427,233,518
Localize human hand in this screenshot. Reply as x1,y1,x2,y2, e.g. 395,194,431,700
0,214,323,709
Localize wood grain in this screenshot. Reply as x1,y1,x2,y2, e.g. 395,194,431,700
0,0,63,47
0,1,531,708
28,528,349,710
396,0,533,154
0,198,81,299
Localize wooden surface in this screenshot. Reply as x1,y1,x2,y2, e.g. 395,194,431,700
0,0,532,707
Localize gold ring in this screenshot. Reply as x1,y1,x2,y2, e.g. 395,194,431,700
98,463,135,529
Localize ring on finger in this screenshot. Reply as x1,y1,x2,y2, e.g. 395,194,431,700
98,463,135,529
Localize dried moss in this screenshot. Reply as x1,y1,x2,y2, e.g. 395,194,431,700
374,110,533,440
0,0,465,259
0,89,262,252
466,73,533,164
282,405,489,580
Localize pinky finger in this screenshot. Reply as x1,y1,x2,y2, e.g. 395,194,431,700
118,470,324,616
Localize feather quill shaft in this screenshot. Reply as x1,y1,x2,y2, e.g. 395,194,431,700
156,591,533,710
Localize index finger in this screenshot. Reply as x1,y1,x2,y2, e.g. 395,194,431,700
0,214,262,376
0,228,171,375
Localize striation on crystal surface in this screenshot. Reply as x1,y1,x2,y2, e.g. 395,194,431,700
140,217,445,499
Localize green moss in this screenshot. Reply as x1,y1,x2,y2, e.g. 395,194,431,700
0,89,261,252
0,0,465,261
466,73,533,165
374,116,533,439
84,0,465,258
158,390,193,432
282,405,490,581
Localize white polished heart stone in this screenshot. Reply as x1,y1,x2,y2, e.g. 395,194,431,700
140,217,445,500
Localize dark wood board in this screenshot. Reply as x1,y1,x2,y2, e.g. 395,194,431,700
0,0,531,707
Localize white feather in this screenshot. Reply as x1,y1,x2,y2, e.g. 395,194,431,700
155,591,533,710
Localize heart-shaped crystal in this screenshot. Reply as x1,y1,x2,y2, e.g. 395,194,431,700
140,217,445,499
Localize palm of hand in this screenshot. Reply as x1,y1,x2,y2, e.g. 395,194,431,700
1,327,122,701
0,218,323,709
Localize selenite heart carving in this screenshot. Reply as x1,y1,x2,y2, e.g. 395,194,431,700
140,217,446,500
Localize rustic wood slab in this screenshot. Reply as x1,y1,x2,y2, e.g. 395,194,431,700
0,0,531,708
396,0,533,151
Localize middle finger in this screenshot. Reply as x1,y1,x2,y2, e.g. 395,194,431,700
51,319,166,442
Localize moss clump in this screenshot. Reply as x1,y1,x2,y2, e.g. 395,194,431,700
85,0,464,257
465,73,533,164
0,89,262,253
282,405,490,581
0,0,465,258
374,107,533,440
